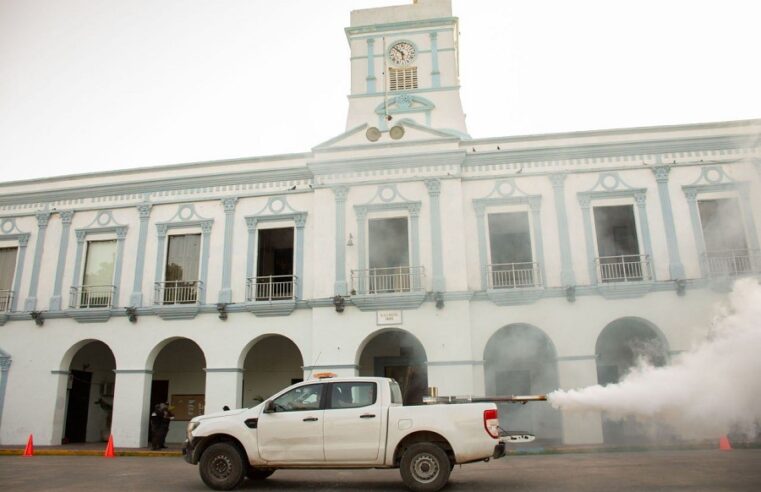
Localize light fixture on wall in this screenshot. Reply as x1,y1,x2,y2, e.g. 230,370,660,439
216,303,228,321
125,306,138,323
565,286,576,303
434,292,444,309
332,295,345,313
675,279,686,296
30,311,44,326
346,234,354,247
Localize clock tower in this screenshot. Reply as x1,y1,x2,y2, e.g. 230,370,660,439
344,0,468,141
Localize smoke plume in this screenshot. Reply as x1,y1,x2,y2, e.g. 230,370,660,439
548,278,761,438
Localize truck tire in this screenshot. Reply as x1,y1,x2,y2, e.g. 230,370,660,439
399,442,452,492
246,467,275,480
199,442,246,490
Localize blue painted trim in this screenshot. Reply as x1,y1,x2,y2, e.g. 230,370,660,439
634,193,656,281
199,222,211,304
529,197,547,287
313,123,368,150
333,186,349,295
549,174,576,286
245,218,256,282
294,214,306,300
652,166,684,279
219,197,238,303
348,85,461,100
345,18,457,38
71,218,129,308
578,196,598,285
366,38,376,94
112,228,127,307
683,188,708,277
24,211,51,311
6,234,29,312
355,207,367,293
0,349,10,434
425,179,445,291
474,203,488,290
49,210,74,311
350,47,454,60
429,31,440,88
130,203,152,306
738,184,761,251
71,230,86,301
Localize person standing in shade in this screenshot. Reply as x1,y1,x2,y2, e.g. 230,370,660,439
150,402,174,450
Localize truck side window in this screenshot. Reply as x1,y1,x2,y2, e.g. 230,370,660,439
329,382,377,409
271,384,323,412
389,381,403,404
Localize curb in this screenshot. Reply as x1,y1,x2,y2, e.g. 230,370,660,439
0,449,182,457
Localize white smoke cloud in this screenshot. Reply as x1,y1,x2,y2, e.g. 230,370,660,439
548,278,761,438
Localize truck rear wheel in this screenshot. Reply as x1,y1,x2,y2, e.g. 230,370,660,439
400,442,452,492
199,442,246,490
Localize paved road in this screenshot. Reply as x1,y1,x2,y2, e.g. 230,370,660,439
1,449,760,491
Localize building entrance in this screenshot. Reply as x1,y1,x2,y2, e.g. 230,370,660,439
358,330,427,405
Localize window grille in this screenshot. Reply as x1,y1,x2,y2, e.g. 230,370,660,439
389,67,418,91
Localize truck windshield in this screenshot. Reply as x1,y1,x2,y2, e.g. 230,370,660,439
390,380,403,404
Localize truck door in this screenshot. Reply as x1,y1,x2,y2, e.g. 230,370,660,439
257,383,326,463
323,381,383,463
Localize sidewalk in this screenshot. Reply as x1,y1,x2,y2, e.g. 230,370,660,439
0,442,183,457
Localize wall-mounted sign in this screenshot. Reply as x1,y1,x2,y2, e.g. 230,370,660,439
377,310,402,326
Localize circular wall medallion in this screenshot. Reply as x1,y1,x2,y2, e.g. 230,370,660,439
601,174,619,190
97,212,111,225
366,127,381,142
379,186,396,202
389,125,405,140
497,181,514,197
705,168,722,183
270,198,285,213
0,219,13,233
179,205,194,220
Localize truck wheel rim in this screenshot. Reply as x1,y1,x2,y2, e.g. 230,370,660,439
411,453,439,483
210,454,233,479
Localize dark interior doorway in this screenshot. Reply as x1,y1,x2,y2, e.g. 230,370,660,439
148,380,169,442
64,370,92,443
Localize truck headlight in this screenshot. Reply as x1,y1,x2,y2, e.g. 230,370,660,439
187,421,200,440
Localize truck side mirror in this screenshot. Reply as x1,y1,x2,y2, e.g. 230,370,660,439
263,400,276,414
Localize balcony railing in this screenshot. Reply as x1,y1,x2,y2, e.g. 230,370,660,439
351,266,425,295
705,250,761,277
246,275,297,301
596,255,652,283
69,285,115,309
0,289,13,312
154,280,202,305
487,262,542,289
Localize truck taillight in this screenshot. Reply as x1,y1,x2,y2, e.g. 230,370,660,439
483,409,499,438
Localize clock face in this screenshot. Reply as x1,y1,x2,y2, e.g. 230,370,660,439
389,41,416,66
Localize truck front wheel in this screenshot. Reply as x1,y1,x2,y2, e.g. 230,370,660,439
400,443,452,492
199,442,246,490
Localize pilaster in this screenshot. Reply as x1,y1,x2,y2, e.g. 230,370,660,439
111,370,153,448
49,210,74,311
366,38,376,94
550,174,576,286
130,203,152,306
204,368,243,413
333,186,349,295
634,192,656,280
429,31,440,88
425,179,445,292
652,166,684,279
218,197,238,303
24,211,51,311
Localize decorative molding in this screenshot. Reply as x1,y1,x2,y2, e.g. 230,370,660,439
0,219,30,312
131,202,153,306
374,94,435,129
49,210,75,310
64,309,112,323
651,166,684,278
204,368,244,373
219,197,239,303
351,292,427,311
425,179,445,292
154,304,200,320
333,186,349,295
245,300,296,317
24,210,52,310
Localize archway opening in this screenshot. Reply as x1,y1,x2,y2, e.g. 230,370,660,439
484,324,562,443
596,317,669,445
151,338,206,444
358,330,427,405
63,341,115,444
242,335,304,408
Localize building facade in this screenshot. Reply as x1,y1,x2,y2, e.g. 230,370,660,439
1,0,760,448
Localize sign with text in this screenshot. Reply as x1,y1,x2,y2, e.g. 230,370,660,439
170,394,205,421
377,310,403,326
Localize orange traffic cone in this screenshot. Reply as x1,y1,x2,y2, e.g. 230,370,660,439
719,435,732,451
22,434,34,457
104,434,115,458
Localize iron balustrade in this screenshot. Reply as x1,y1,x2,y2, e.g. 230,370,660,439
351,266,425,294
487,262,541,289
704,250,761,277
154,280,202,305
246,275,297,301
596,255,651,283
0,289,13,312
69,285,115,309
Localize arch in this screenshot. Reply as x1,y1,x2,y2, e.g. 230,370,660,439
58,338,116,372
241,334,305,408
483,323,562,443
356,328,428,405
144,335,206,371
236,333,306,370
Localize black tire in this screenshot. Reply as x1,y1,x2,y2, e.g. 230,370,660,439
399,443,452,492
199,442,246,490
246,467,275,480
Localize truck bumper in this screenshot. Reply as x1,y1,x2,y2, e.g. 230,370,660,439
182,439,195,464
492,441,506,459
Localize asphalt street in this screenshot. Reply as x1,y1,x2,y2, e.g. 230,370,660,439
1,449,759,491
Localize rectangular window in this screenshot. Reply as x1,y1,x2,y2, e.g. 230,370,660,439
487,212,536,288
593,205,644,282
329,382,377,409
164,234,201,303
80,240,116,307
699,198,752,275
0,247,18,311
389,67,418,91
368,217,410,293
255,227,294,300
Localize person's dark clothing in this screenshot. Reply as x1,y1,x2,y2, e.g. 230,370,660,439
150,405,173,450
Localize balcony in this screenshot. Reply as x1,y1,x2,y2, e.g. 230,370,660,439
69,285,115,309
246,275,297,301
487,262,542,289
0,289,12,312
154,280,203,305
350,266,426,311
596,255,652,283
245,275,297,317
704,250,761,277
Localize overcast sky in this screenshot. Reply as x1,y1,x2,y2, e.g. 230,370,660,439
1,0,759,183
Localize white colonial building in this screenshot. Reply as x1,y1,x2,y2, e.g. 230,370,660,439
1,0,759,448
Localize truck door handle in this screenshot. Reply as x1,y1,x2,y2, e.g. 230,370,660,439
303,417,319,422
360,414,376,419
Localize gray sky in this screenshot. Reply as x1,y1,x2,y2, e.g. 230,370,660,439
1,0,759,183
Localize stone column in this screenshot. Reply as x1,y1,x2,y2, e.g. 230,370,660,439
294,213,306,300
10,234,29,312
684,188,707,277
578,195,598,285
425,179,445,292
69,230,87,307
112,227,127,307
550,174,576,286
199,221,213,305
49,210,74,311
409,203,421,290
111,370,153,448
129,203,152,306
474,203,488,290
0,353,11,435
153,224,168,301
218,197,238,303
245,217,258,300
204,369,243,412
24,211,51,311
366,38,376,94
557,357,604,444
634,192,656,280
355,207,367,294
652,166,684,279
333,186,349,296
528,196,547,286
429,32,440,88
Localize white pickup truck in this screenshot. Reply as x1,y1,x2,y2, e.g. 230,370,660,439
183,375,507,491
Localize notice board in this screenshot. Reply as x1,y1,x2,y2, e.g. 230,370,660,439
170,394,205,421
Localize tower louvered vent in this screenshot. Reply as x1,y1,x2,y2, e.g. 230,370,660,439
389,67,418,91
